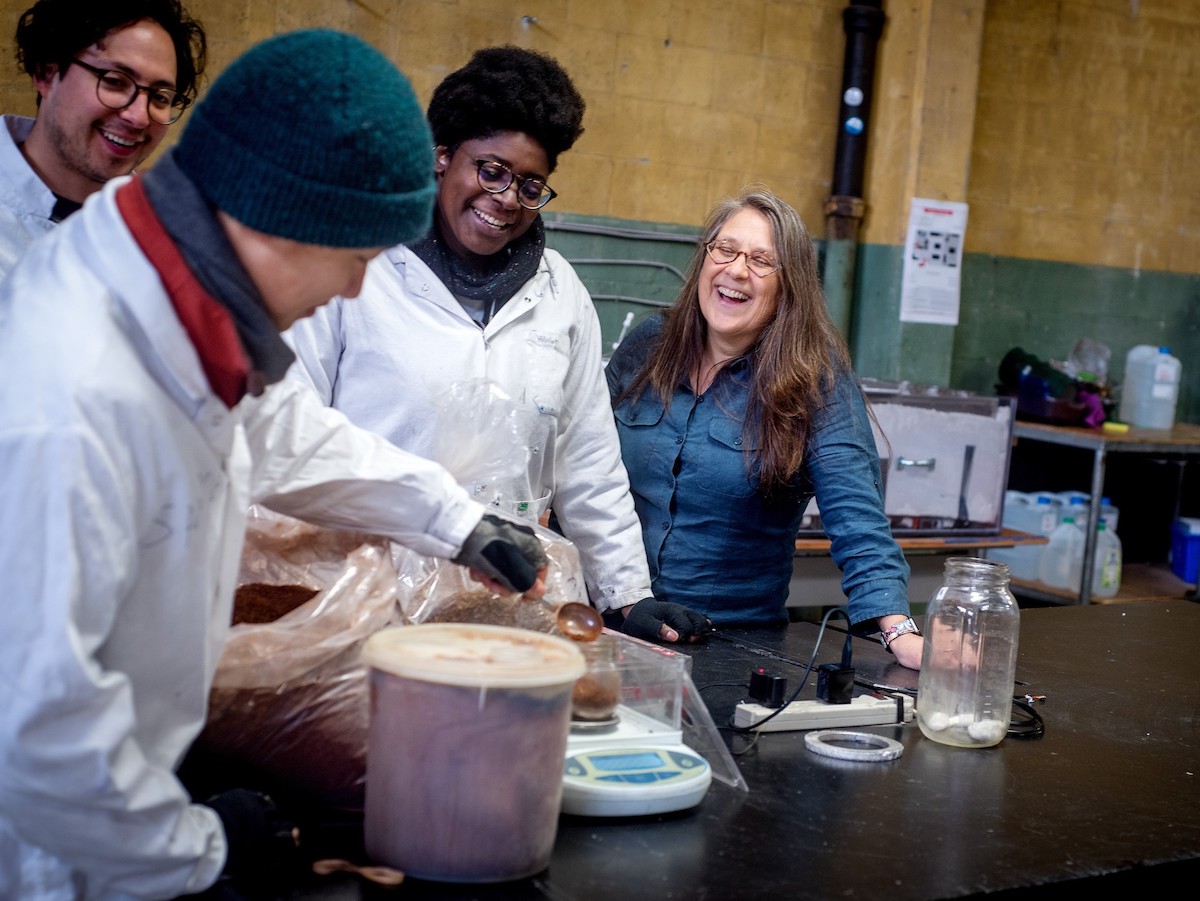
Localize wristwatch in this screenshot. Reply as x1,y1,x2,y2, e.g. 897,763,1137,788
879,617,921,652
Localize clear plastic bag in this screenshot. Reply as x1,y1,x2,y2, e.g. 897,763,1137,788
199,380,594,808
429,379,533,508
198,508,397,810
394,517,587,634
1064,337,1111,386
394,378,589,633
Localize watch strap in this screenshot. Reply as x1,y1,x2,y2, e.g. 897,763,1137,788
879,617,920,652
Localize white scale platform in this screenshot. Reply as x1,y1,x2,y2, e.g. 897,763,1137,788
563,705,712,817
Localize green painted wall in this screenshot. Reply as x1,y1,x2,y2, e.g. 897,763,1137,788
542,214,696,356
852,242,1199,424
952,254,1199,423
548,220,1200,426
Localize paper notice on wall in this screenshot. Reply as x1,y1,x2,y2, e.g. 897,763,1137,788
899,198,968,325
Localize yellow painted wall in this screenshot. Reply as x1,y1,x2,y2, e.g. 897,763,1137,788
969,0,1199,273
0,0,1195,275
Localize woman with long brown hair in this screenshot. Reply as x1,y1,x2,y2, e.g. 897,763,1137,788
607,187,922,669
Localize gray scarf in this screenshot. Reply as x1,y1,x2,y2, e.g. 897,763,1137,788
140,151,296,388
407,215,544,325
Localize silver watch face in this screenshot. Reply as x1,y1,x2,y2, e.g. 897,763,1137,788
881,618,918,648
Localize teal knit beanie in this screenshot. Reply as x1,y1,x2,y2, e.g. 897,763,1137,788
174,29,434,248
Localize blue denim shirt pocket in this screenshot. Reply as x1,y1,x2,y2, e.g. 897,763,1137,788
699,414,759,499
613,398,665,469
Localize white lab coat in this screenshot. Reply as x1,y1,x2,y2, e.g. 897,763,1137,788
0,114,57,276
0,178,483,900
287,244,652,613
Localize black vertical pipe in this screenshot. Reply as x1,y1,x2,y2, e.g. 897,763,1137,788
824,1,886,344
831,1,886,200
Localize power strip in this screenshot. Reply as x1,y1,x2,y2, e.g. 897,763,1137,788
733,693,914,732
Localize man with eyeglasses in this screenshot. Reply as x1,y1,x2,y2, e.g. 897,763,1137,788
0,0,205,274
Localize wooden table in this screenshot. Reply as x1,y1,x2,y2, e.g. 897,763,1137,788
790,529,1047,614
1010,421,1200,603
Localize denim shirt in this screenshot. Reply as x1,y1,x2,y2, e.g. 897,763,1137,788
606,314,909,627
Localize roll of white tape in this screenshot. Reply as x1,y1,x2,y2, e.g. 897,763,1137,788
804,730,904,762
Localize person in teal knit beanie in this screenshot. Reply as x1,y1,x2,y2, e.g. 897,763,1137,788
174,27,436,250
0,29,550,899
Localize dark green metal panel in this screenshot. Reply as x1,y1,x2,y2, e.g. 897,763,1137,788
542,212,1200,424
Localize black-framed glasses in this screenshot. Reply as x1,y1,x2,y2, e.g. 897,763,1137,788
68,58,190,125
704,240,782,278
474,159,557,210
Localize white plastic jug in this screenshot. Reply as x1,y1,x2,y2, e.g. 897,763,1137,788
1038,515,1085,592
1100,496,1120,534
1091,521,1122,598
1118,345,1181,429
1028,491,1064,515
1055,491,1091,526
989,495,1059,581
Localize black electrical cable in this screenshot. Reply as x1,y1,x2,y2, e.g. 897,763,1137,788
695,680,752,694
1007,695,1046,738
726,608,852,735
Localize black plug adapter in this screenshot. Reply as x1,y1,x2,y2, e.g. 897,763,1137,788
817,663,854,704
748,667,787,708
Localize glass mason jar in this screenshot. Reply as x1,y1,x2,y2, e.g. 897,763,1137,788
571,632,621,721
917,557,1020,749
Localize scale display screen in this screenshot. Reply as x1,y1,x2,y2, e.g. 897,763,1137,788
562,745,712,816
592,751,666,772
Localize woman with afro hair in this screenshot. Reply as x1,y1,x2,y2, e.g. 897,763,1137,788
288,46,709,642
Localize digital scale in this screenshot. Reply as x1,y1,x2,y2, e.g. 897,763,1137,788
562,707,712,816
560,633,744,817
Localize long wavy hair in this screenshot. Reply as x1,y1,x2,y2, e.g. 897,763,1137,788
619,187,851,495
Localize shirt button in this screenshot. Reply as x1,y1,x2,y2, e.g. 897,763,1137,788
735,437,743,446
675,436,683,444
661,522,669,531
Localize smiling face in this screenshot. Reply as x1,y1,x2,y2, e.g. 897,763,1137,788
24,18,177,202
698,207,782,358
433,131,549,263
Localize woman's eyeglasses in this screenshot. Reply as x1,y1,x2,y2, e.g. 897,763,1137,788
474,159,557,210
704,241,781,277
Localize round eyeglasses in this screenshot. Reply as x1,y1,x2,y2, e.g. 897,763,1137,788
68,58,191,125
474,159,557,210
703,240,782,278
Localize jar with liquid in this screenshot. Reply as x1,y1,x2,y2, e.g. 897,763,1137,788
917,557,1020,749
571,632,621,721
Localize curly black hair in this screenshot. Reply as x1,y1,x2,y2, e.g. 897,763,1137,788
427,45,585,173
15,0,207,101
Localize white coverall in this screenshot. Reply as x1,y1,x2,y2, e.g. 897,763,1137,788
287,244,652,614
0,114,57,276
0,179,483,899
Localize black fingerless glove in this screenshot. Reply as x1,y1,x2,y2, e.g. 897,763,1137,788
622,598,711,642
204,788,300,879
453,513,548,593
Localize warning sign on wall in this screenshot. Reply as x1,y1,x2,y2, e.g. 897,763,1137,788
900,198,968,325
